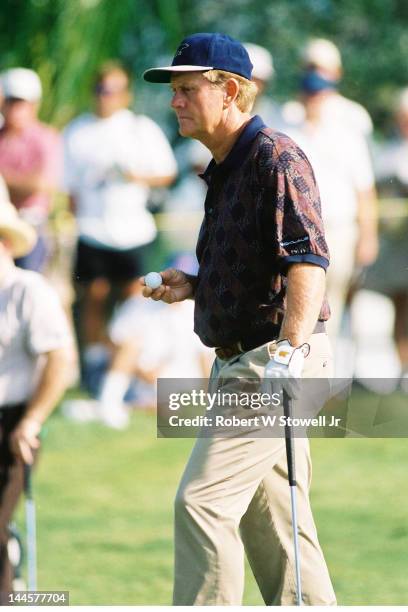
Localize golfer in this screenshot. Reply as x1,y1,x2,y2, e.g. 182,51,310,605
0,201,71,597
143,33,336,605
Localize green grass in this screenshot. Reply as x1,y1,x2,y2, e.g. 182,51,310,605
15,409,408,605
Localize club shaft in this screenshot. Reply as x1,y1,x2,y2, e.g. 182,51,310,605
24,464,37,591
290,485,302,606
283,391,303,605
25,499,37,591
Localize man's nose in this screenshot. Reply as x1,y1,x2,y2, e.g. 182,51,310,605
171,91,185,109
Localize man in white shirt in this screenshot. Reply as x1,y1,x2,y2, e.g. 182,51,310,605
0,201,71,597
63,61,177,392
285,41,378,343
283,38,373,142
302,38,373,139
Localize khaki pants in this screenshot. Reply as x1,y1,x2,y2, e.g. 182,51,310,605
173,333,336,605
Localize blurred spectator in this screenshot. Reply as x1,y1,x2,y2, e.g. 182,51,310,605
0,68,62,272
364,88,408,385
63,61,177,393
244,42,288,131
101,253,212,427
62,293,163,426
62,253,212,429
286,53,378,345
0,200,71,598
283,38,373,141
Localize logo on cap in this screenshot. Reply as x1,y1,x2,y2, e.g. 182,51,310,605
176,43,190,57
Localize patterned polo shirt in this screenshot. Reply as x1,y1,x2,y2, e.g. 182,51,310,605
194,115,330,348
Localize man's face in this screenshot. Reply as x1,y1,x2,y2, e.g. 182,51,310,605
3,98,38,130
170,72,225,139
95,70,130,118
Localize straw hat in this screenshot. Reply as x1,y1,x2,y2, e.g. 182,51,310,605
0,201,37,257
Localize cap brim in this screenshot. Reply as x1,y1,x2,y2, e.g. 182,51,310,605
143,65,213,83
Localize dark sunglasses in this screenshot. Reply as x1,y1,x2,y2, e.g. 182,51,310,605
94,84,127,97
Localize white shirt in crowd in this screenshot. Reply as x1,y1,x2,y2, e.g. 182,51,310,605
318,94,373,139
63,109,177,250
109,296,212,378
288,121,375,228
283,94,373,141
0,265,72,406
109,297,166,372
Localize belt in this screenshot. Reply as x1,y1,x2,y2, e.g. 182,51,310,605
215,320,326,360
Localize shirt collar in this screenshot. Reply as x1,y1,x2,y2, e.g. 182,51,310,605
200,115,266,183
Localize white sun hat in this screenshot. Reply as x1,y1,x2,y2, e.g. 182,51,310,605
1,68,42,102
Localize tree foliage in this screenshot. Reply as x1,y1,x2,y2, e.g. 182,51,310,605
0,0,407,134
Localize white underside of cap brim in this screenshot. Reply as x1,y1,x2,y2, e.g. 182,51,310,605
143,65,214,82
158,65,213,71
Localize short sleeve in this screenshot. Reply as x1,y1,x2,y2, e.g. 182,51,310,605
261,134,330,272
23,276,72,355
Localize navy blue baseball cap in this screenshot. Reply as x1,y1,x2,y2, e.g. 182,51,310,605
143,33,253,83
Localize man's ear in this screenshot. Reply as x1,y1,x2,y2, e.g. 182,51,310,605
223,78,240,108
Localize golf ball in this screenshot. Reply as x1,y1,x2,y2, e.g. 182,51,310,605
145,271,163,290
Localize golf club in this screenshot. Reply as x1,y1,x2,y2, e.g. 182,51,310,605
23,463,37,592
283,390,303,606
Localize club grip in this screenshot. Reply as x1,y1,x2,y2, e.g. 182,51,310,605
23,463,33,499
283,391,297,486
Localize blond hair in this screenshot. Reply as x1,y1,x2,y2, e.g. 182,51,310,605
202,69,258,113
